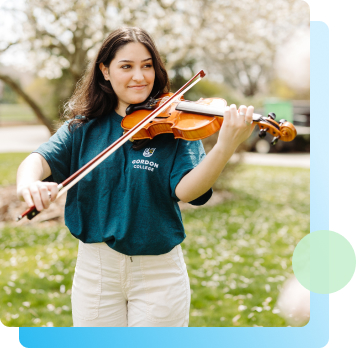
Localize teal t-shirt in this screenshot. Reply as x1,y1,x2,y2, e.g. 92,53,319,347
34,111,212,255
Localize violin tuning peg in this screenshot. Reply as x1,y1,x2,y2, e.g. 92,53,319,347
271,137,279,146
268,112,276,120
259,129,267,138
279,119,286,125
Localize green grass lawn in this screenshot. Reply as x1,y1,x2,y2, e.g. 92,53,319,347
0,153,30,187
184,165,309,327
0,104,38,123
0,156,309,327
0,226,77,327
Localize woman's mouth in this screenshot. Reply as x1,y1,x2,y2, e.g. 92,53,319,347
128,85,147,90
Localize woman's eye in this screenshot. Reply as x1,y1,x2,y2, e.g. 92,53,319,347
121,65,131,69
144,64,153,68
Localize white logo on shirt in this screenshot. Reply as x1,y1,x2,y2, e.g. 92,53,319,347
143,148,156,157
132,159,159,172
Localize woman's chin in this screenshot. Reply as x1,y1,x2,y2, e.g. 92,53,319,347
129,95,150,105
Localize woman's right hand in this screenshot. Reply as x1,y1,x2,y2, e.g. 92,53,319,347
17,181,59,212
215,104,255,158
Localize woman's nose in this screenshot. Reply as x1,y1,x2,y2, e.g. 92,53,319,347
132,68,144,82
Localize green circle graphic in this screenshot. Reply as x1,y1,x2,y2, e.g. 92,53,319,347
292,230,356,294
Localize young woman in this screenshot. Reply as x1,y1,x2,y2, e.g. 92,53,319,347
16,27,255,327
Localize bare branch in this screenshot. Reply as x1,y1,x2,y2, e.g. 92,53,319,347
0,41,20,54
0,73,55,134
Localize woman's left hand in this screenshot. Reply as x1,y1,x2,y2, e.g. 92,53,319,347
215,104,255,157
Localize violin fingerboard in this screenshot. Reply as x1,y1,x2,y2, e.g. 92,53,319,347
176,101,263,121
176,102,224,117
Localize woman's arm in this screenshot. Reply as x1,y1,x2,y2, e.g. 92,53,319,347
175,104,254,203
17,153,59,211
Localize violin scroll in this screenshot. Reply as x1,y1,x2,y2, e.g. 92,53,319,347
279,122,297,142
255,113,297,145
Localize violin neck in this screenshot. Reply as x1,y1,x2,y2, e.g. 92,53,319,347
175,101,261,121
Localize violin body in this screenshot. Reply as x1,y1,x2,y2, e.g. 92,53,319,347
122,93,227,141
122,93,297,144
170,97,226,140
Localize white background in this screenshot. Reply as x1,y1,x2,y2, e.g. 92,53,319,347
306,0,356,347
1,0,355,346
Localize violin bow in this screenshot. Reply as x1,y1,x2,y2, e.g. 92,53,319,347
16,70,206,221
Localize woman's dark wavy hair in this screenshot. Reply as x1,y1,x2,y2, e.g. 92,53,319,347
63,27,170,149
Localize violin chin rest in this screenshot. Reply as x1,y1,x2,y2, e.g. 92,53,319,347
126,97,156,115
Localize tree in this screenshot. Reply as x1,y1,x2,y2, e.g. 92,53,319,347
196,0,309,96
0,0,309,133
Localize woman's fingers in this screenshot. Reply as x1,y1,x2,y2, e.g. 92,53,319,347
47,183,59,202
224,104,254,130
245,105,254,125
229,104,238,125
29,183,44,211
218,103,256,153
21,188,34,208
238,105,247,126
18,182,58,211
223,105,232,125
239,105,252,126
39,184,51,209
238,105,247,119
23,182,56,211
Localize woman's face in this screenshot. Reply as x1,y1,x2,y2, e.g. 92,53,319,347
100,42,155,116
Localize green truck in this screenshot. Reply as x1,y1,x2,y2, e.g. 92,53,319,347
249,99,310,153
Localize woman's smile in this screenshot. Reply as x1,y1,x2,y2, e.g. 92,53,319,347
128,84,148,90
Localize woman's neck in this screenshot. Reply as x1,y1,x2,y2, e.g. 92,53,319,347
116,102,129,117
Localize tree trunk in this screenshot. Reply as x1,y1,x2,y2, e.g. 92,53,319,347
0,73,55,134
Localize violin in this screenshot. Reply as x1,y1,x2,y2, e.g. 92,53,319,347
16,70,296,222
122,93,297,145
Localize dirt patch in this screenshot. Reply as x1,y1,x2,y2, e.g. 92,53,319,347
0,185,66,226
0,185,234,227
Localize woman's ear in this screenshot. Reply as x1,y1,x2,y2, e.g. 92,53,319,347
99,63,110,81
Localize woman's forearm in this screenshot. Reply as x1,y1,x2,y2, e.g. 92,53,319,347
175,144,233,203
16,153,58,211
17,153,51,197
175,104,255,203
17,154,46,186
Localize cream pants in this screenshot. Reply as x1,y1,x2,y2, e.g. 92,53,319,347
71,240,190,327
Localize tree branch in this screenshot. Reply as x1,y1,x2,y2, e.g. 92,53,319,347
0,41,20,54
0,73,55,134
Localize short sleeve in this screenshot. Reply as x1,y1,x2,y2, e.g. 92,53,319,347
32,121,72,184
170,139,213,206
